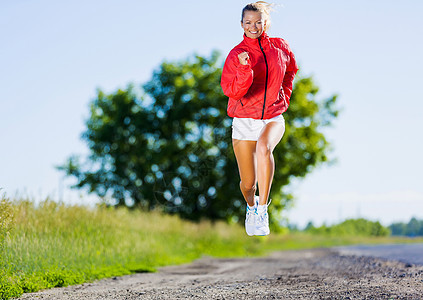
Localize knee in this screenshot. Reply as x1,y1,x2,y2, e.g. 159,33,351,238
240,181,256,192
256,141,272,158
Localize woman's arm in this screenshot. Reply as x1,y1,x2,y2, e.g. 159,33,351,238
221,51,254,100
282,47,299,104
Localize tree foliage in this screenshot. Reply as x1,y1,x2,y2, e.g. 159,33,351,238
58,50,338,226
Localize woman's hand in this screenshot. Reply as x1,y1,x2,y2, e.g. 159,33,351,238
238,51,250,65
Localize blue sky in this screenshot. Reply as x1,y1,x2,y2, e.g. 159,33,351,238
1,0,422,228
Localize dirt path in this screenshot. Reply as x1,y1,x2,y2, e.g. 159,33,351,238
20,248,423,299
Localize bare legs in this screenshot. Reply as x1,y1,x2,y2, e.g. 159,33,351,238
232,139,257,207
256,122,285,205
232,121,285,206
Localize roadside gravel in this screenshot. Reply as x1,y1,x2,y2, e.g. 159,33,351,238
20,248,423,299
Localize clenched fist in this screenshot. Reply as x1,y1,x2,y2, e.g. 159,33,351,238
238,51,250,65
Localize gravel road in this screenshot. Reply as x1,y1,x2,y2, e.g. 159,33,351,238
20,248,423,299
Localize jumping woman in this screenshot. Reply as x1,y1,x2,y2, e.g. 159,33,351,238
221,1,299,236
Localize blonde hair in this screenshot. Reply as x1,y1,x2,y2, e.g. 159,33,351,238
241,1,276,32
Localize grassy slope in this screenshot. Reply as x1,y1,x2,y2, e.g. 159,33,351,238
1,199,422,299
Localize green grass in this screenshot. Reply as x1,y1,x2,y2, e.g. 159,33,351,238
0,196,14,247
1,197,422,300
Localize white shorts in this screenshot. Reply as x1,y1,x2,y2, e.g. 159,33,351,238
231,114,285,141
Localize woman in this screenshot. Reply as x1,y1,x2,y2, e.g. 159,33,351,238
221,1,299,236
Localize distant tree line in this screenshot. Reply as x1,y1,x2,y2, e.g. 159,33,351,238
287,217,423,237
389,217,423,237
301,218,390,237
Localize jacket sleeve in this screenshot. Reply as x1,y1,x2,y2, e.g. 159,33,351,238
282,43,299,103
220,51,254,100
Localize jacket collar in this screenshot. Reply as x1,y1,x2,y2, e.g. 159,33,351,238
242,31,269,48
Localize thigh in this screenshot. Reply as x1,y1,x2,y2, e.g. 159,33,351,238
232,139,257,186
257,121,285,152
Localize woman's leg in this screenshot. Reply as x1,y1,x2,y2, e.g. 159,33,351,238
232,139,257,207
256,122,285,205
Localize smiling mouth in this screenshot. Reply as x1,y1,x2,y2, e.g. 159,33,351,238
250,31,258,34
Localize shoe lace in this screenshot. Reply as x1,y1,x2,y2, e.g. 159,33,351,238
255,198,271,225
256,210,268,225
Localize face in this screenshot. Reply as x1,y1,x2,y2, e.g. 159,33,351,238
241,10,266,39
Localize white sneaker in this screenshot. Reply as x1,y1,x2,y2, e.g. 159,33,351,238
255,199,271,236
245,196,259,236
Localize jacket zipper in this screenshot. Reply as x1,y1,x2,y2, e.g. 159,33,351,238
258,38,269,120
240,99,244,106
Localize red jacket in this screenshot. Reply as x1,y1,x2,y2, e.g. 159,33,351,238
221,32,299,119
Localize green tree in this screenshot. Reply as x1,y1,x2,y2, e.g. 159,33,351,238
58,50,338,226
406,217,421,237
389,222,407,236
